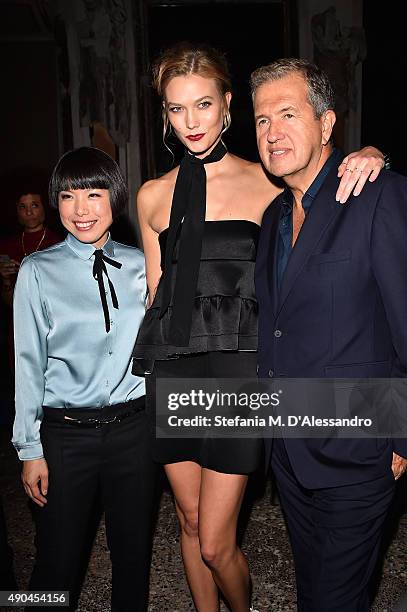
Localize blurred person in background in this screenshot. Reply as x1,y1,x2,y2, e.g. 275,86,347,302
0,185,62,380
0,185,62,308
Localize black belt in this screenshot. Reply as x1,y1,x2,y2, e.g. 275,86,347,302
43,397,145,428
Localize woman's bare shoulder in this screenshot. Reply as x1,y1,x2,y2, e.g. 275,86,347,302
137,167,179,212
138,168,178,199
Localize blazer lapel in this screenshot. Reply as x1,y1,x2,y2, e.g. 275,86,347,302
267,198,283,316
277,167,343,317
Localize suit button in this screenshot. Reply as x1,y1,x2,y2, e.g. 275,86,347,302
268,369,274,378
256,365,259,374
274,329,282,338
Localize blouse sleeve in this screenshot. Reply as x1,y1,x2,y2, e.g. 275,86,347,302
12,258,49,460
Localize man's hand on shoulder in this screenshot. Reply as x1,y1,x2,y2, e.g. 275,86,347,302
391,452,407,480
22,458,49,507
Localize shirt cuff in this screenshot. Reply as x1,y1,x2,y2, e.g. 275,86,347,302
15,443,44,461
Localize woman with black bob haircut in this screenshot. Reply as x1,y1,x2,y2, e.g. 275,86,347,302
13,146,157,611
48,145,127,218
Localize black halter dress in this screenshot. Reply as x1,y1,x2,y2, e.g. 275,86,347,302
133,220,262,474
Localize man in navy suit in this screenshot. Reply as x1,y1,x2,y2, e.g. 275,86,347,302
251,58,407,611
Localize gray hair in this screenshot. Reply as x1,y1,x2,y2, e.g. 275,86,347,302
250,58,335,118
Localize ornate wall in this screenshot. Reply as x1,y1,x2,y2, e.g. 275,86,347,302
55,0,142,222
298,0,364,152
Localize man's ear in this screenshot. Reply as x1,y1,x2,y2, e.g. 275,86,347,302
321,110,336,145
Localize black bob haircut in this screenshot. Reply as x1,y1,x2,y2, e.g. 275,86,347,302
48,147,128,218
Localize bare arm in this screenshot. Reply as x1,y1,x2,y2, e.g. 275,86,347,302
136,183,163,308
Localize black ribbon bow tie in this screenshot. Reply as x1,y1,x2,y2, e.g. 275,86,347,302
159,139,227,346
92,249,122,333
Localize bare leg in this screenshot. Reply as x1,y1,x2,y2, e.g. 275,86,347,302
199,469,250,612
165,462,219,612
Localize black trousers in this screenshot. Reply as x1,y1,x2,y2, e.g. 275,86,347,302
272,439,395,612
29,401,158,612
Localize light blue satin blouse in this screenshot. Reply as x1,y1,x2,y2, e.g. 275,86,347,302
12,233,146,460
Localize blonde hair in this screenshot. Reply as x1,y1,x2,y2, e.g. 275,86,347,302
152,42,232,143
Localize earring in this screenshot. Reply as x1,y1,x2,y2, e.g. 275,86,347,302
222,111,231,133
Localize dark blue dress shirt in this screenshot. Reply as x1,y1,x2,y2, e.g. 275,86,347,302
277,149,342,289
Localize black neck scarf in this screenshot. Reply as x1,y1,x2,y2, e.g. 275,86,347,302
92,249,122,333
159,139,227,346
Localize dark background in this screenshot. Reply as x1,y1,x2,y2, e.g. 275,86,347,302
1,1,405,238
1,1,406,235
0,6,406,605
361,3,406,176
1,1,405,404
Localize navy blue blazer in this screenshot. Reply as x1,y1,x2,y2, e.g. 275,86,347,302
255,159,407,488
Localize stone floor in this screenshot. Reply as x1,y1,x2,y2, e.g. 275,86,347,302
1,424,407,612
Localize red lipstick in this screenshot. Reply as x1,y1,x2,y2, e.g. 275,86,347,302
186,133,205,141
